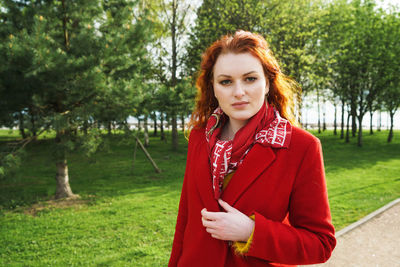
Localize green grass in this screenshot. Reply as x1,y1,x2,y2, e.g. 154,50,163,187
312,130,400,230
0,129,399,266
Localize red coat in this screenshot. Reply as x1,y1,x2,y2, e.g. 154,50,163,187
169,126,336,267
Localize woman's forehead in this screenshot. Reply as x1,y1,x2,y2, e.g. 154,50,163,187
213,52,264,77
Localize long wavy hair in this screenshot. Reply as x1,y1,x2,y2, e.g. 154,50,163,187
188,30,299,132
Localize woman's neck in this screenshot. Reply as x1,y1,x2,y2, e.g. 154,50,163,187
220,119,248,141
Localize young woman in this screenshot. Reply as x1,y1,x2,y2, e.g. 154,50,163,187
169,31,336,267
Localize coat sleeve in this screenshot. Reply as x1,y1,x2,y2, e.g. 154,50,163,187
168,131,195,266
246,138,336,265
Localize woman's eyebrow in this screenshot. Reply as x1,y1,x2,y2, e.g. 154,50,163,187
216,71,258,78
243,71,258,76
216,74,232,78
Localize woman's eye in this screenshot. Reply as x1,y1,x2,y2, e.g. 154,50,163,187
246,77,257,82
220,80,231,85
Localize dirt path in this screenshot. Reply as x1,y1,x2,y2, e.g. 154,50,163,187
309,198,400,267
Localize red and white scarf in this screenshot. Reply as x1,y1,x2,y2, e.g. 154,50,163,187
205,103,292,199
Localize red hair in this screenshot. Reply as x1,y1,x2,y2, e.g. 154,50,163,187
188,30,299,131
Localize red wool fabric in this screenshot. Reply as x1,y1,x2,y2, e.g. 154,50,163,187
205,104,292,199
168,126,336,266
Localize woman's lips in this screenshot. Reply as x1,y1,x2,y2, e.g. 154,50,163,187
232,101,249,108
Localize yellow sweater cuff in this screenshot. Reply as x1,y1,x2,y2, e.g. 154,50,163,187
232,214,255,255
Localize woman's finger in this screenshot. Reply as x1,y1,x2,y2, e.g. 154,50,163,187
202,217,215,227
201,209,223,221
218,199,236,213
211,233,221,240
205,227,218,234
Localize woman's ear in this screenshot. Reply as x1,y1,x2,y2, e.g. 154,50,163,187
265,79,270,96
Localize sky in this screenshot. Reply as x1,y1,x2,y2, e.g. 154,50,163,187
377,0,400,9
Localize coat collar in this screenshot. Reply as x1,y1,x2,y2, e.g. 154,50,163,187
194,138,276,210
221,144,276,206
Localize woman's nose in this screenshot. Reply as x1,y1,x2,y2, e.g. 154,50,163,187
233,82,245,98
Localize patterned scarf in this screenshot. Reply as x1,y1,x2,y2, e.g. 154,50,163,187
205,103,292,199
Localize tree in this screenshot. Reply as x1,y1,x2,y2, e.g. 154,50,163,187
28,0,105,198
319,0,393,146
187,0,324,125
95,0,154,136
0,0,154,198
379,9,400,142
186,0,266,78
260,0,324,122
149,0,194,150
0,0,44,138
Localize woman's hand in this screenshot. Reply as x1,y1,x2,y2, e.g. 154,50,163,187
201,199,255,242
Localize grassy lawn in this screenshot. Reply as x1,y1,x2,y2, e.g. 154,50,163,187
1,129,399,266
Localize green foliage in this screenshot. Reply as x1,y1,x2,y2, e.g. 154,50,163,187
0,0,157,192
0,152,21,179
95,0,155,128
1,0,399,195
78,128,103,157
317,0,400,145
186,0,322,84
185,0,265,77
378,10,400,128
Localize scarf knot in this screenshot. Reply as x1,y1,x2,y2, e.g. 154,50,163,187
205,104,292,199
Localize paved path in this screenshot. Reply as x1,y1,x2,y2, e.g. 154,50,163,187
309,198,400,267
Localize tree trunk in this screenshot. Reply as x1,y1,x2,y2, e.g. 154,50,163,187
153,112,158,137
388,111,394,143
340,100,345,139
112,122,116,134
18,111,27,139
181,114,185,132
83,120,88,135
29,109,37,138
107,121,112,136
304,108,308,130
369,111,373,135
170,0,178,150
61,0,70,50
351,108,357,138
134,136,161,173
160,113,165,141
296,92,303,127
54,131,74,199
144,115,149,147
357,115,364,147
55,158,75,199
333,103,337,135
346,111,350,143
54,130,76,199
171,113,178,150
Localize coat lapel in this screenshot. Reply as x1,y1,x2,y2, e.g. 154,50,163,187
222,144,276,206
194,138,221,212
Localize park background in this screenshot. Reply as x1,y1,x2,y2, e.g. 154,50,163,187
1,0,399,266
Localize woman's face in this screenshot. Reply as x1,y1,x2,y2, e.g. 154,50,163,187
213,52,269,129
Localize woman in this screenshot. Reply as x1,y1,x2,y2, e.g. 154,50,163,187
169,31,336,267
